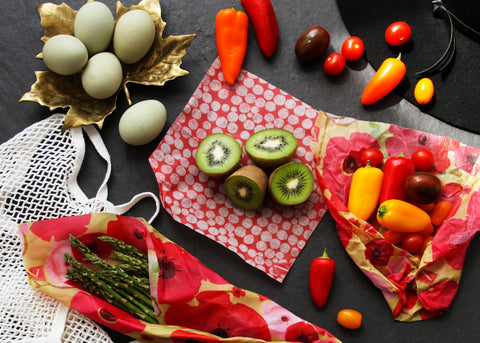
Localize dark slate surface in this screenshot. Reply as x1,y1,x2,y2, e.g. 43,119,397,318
337,0,480,134
1,1,479,342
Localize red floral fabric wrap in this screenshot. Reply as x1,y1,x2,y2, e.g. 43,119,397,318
311,111,480,321
19,213,340,342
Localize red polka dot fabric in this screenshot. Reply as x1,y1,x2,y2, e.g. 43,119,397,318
149,58,328,282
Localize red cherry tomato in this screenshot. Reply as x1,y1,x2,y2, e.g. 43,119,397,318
361,147,383,167
385,21,412,46
401,233,424,254
323,52,346,76
382,229,405,245
341,36,364,61
412,148,434,171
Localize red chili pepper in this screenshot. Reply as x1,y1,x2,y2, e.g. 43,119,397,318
215,7,249,85
309,249,335,308
241,0,279,57
379,154,415,203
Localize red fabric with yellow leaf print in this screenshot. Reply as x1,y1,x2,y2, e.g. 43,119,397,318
19,213,340,343
311,111,480,321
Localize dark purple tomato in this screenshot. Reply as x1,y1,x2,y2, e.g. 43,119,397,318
295,25,330,63
405,172,442,204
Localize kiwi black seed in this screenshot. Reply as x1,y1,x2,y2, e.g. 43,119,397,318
268,162,314,206
245,128,298,169
195,133,242,177
224,165,268,210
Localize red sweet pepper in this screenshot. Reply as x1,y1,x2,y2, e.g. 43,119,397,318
309,249,335,308
241,0,279,57
379,154,415,203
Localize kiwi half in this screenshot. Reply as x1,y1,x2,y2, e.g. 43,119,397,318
224,165,267,210
268,162,314,205
245,128,298,169
195,133,242,177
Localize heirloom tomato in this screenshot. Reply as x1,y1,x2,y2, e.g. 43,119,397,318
295,25,330,63
405,172,442,204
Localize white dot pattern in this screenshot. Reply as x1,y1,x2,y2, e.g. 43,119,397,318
149,58,327,282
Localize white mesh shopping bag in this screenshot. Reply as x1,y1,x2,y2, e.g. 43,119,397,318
0,113,159,342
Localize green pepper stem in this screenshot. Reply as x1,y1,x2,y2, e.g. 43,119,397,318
321,248,329,259
377,205,387,218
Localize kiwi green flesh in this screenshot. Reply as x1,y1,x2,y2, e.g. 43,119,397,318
225,166,267,210
269,162,314,205
195,133,241,177
245,129,298,168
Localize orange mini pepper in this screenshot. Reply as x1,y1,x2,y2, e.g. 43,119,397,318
347,162,384,220
377,199,431,233
430,200,452,226
361,53,406,105
215,7,249,85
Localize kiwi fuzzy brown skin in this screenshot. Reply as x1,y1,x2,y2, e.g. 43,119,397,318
224,165,268,210
245,128,298,169
268,162,314,206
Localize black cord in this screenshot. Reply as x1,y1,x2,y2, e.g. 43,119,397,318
415,0,480,78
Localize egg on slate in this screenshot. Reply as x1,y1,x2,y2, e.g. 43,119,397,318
81,52,123,99
119,100,167,146
74,1,115,55
42,34,88,75
113,9,155,64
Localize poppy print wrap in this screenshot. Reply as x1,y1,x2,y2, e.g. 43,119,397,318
19,213,340,342
311,111,480,321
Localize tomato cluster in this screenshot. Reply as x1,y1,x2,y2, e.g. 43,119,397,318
350,147,452,256
294,24,366,76
323,36,364,76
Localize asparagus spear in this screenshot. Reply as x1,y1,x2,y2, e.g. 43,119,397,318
69,235,149,290
97,269,152,306
97,236,148,263
64,253,159,324
116,251,149,277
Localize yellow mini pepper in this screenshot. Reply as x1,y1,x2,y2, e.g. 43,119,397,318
377,199,431,232
347,162,384,220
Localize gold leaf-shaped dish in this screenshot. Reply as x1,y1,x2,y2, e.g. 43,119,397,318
20,0,196,131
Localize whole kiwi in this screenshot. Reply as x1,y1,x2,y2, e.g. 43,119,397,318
224,165,268,210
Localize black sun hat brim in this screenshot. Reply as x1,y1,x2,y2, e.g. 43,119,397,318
337,0,480,134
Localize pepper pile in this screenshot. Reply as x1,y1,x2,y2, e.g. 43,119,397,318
347,147,452,256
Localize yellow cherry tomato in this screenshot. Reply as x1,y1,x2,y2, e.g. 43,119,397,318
414,78,434,105
337,309,362,329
